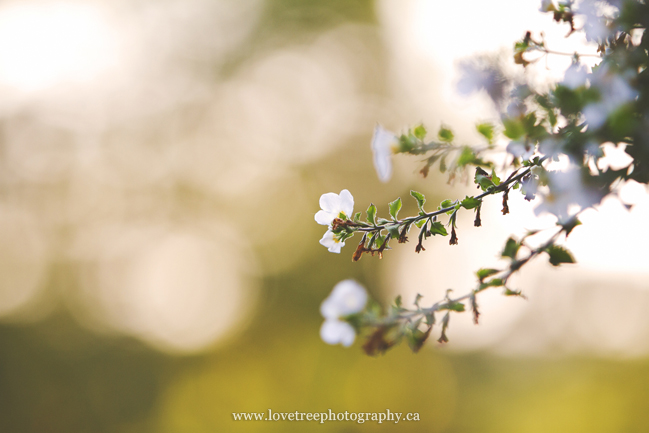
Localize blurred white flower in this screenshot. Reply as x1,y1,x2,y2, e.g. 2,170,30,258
314,189,354,226
371,124,398,182
577,0,611,42
320,319,356,346
562,63,588,89
583,65,637,129
539,0,556,12
457,57,508,107
534,169,601,223
507,140,534,160
320,279,368,319
539,136,565,157
319,229,345,253
320,279,368,347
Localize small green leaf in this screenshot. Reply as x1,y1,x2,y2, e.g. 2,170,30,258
479,278,504,290
353,212,361,223
428,221,448,236
394,295,402,308
461,196,482,210
476,122,495,143
476,268,499,282
560,218,582,237
410,190,426,211
377,218,391,225
439,199,453,210
439,154,447,173
474,167,494,191
415,219,426,228
398,134,416,153
366,203,377,225
438,125,454,142
504,288,527,298
407,325,432,353
389,197,402,221
501,237,520,259
440,302,465,312
491,169,501,186
387,224,400,239
502,117,525,140
413,124,427,140
457,146,476,167
546,245,575,266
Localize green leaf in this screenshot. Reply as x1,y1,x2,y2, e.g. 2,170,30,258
491,168,501,186
501,237,520,259
457,146,476,167
439,154,447,173
389,197,402,221
479,278,504,290
474,167,495,191
440,302,465,312
366,203,377,225
387,224,400,239
353,212,361,223
439,199,453,210
398,134,416,153
438,125,454,142
476,268,499,282
560,218,581,237
461,196,481,210
502,117,525,140
410,190,426,211
546,245,575,266
407,325,432,353
476,122,495,143
413,124,427,140
377,218,391,225
394,295,402,308
414,219,426,228
428,221,448,236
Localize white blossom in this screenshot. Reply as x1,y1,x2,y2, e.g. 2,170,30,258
507,140,534,160
457,58,508,107
319,229,345,254
562,63,588,89
320,279,368,319
320,319,356,347
583,65,637,129
534,168,601,223
371,124,398,182
319,280,368,347
539,0,556,12
539,136,564,157
577,0,611,42
314,189,354,226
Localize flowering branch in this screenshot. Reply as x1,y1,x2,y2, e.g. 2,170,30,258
316,0,649,354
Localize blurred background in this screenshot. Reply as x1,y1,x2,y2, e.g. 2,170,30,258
0,0,648,431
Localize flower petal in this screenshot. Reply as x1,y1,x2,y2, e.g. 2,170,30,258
320,319,356,346
371,125,395,183
338,189,354,218
327,279,368,316
315,210,335,226
319,192,341,213
319,230,343,253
